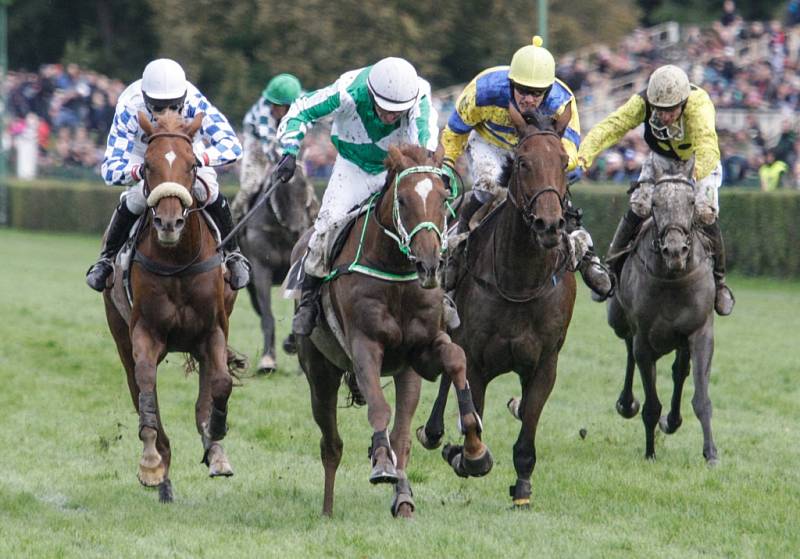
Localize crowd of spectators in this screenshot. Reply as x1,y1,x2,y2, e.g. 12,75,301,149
4,2,800,191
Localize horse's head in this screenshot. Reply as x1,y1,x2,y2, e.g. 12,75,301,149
383,144,451,288
138,110,204,246
650,157,696,272
507,105,569,249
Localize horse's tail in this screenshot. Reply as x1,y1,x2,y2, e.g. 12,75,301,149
226,346,248,382
343,371,366,407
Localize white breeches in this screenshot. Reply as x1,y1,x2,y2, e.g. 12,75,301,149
466,133,513,202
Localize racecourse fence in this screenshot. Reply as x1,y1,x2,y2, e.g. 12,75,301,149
2,179,798,278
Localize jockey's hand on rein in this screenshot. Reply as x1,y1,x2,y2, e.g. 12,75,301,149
275,153,297,183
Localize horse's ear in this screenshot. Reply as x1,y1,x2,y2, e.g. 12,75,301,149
138,111,154,136
508,102,528,135
553,105,572,138
187,112,204,137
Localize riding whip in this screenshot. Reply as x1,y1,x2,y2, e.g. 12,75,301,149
217,173,280,250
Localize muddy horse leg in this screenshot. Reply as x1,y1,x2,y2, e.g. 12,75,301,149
350,336,398,485
254,264,278,374
416,374,451,450
659,345,690,434
390,368,421,518
617,336,641,418
633,337,661,460
509,356,558,509
196,328,234,477
299,337,344,516
131,325,171,489
689,322,718,465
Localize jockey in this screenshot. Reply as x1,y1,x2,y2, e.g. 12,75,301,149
273,57,439,336
231,73,304,222
440,36,613,299
85,58,250,292
577,64,734,315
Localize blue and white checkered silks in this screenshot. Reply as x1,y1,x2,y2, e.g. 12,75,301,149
243,98,281,163
101,79,242,186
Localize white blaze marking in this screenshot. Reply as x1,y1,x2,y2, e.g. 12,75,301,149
414,178,433,212
164,150,176,167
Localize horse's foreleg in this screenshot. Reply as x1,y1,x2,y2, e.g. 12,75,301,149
131,326,168,488
659,345,690,435
616,336,640,419
510,357,558,508
416,374,450,450
689,323,718,465
197,328,234,477
350,336,397,485
633,337,661,460
420,333,493,478
390,368,420,518
299,337,344,516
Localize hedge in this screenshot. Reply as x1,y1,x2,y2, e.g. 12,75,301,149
2,179,799,278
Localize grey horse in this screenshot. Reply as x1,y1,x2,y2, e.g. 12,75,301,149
240,169,319,373
608,157,719,465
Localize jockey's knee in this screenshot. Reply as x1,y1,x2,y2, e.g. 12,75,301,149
122,189,147,216
472,188,496,204
695,205,717,226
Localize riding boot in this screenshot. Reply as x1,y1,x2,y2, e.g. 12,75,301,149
579,246,615,301
86,203,139,292
206,194,251,290
703,220,735,316
605,209,644,281
453,194,486,237
292,274,324,336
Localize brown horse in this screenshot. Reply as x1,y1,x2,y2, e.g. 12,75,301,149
103,111,241,502
294,144,493,518
417,109,577,508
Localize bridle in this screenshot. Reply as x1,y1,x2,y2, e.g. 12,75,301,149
506,130,567,228
648,175,695,254
141,131,208,218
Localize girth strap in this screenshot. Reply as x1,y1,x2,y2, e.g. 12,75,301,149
133,251,223,277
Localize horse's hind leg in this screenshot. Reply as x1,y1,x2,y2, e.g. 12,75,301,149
196,329,234,477
254,264,278,374
659,346,690,435
390,368,421,518
416,374,450,450
689,323,718,465
617,336,640,419
298,337,344,516
509,357,557,508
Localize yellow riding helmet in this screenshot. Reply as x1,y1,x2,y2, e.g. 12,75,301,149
508,36,555,89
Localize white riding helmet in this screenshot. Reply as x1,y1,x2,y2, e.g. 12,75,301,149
367,57,419,112
141,58,187,101
646,65,690,108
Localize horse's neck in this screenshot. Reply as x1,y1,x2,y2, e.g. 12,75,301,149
360,197,414,271
488,202,557,286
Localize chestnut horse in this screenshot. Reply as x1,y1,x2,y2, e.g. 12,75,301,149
417,109,577,508
103,111,241,502
294,145,493,518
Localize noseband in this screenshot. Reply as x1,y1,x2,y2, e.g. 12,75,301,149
507,130,566,226
649,175,695,253
142,130,207,216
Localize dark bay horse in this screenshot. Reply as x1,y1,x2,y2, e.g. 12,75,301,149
294,144,493,518
608,158,719,465
240,167,319,373
417,108,577,508
103,111,241,502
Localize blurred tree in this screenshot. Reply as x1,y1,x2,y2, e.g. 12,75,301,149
636,0,782,25
9,0,156,81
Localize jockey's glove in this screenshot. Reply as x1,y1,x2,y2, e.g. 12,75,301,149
275,153,296,183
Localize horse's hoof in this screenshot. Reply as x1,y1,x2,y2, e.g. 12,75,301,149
390,492,415,518
158,479,174,503
511,499,531,510
616,398,640,419
706,456,720,468
442,444,469,478
138,462,166,487
257,354,277,375
206,444,234,477
462,447,494,477
369,461,399,485
658,414,682,434
416,425,443,450
282,334,297,355
507,397,521,420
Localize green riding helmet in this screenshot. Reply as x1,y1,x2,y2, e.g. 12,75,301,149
262,73,302,106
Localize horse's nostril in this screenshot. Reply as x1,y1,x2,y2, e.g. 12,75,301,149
153,217,162,228
176,218,185,229
681,245,689,256
533,218,546,232
557,218,566,231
